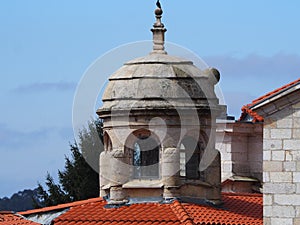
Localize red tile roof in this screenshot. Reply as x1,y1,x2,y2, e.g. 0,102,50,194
19,198,101,216
53,198,182,225
19,193,262,225
0,211,40,225
183,193,262,225
240,78,300,122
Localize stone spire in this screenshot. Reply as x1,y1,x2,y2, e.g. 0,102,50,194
151,1,167,54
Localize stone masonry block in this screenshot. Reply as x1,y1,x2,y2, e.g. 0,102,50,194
264,128,270,139
286,151,293,161
263,172,270,183
271,151,285,161
269,172,292,183
272,205,295,218
294,218,300,225
264,194,273,206
220,151,232,161
271,129,292,139
293,152,300,161
270,218,293,225
274,194,300,206
294,108,300,116
264,139,282,150
264,161,283,172
297,183,300,194
277,118,293,128
263,206,272,217
284,140,300,150
294,118,300,128
222,161,232,172
296,206,300,217
264,183,295,194
283,161,296,172
263,218,271,225
263,150,271,161
297,162,300,171
293,172,300,183
293,129,300,139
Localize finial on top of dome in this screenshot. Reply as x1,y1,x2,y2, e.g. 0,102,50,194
151,0,167,54
156,0,162,9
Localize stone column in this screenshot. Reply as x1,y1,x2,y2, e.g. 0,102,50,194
162,147,180,198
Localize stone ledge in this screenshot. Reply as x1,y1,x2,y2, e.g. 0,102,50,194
123,180,164,188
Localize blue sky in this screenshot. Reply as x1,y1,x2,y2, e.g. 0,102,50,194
0,0,300,197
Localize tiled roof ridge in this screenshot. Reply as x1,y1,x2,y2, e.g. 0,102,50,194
222,192,262,197
55,218,180,223
0,211,14,214
19,197,103,215
0,212,41,225
170,201,195,225
250,77,300,106
240,105,264,122
240,77,300,122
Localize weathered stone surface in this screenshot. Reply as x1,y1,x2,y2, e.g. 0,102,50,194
263,172,270,183
293,129,300,139
263,150,271,161
253,89,300,224
217,121,263,182
283,161,296,172
293,172,300,183
263,139,283,150
264,161,283,172
269,172,292,183
277,118,293,129
283,140,300,150
274,194,300,206
272,206,295,218
264,183,295,194
271,150,285,161
264,194,273,206
270,129,292,139
270,218,293,225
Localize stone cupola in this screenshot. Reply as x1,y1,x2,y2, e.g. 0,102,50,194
97,2,225,205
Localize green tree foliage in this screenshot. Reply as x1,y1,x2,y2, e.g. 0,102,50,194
0,189,41,211
35,119,103,208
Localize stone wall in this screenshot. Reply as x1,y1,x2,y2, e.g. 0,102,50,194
216,121,263,182
263,102,300,225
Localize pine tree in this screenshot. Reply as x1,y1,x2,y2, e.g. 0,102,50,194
35,119,103,208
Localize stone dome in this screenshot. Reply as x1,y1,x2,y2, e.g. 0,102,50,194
97,6,221,117
98,52,220,116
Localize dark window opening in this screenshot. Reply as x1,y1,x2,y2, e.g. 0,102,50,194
132,136,160,179
180,136,204,180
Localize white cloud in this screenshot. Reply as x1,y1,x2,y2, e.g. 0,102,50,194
204,52,300,117
204,52,300,78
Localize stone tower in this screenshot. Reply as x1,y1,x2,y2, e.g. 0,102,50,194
97,4,225,205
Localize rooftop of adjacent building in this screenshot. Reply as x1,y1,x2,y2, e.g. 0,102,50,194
240,77,300,122
0,211,40,225
18,193,262,225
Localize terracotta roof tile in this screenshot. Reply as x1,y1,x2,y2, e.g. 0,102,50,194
48,193,261,225
19,193,262,225
0,211,40,225
240,77,300,122
183,193,262,225
49,197,182,225
19,198,102,215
